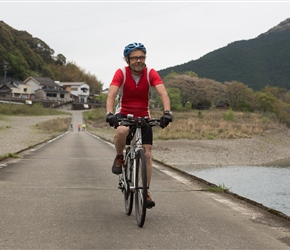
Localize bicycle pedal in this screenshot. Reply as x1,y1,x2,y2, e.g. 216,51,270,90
118,182,123,190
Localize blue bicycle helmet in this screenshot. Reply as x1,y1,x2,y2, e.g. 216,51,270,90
123,42,147,57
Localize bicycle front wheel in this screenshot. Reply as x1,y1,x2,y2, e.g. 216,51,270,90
124,150,133,215
134,149,147,227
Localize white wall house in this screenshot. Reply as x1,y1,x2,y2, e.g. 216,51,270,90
58,82,90,102
6,81,33,98
34,88,71,101
24,76,61,90
23,77,70,101
12,82,30,98
1,77,89,103
23,77,43,95
0,81,29,98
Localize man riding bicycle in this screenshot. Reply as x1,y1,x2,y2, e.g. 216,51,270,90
106,42,173,208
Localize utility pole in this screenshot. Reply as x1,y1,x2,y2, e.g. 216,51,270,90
3,63,7,84
2,61,9,84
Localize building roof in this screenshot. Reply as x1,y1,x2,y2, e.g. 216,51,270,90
0,84,12,93
7,81,25,87
24,77,59,88
36,89,69,94
0,81,23,90
59,82,87,86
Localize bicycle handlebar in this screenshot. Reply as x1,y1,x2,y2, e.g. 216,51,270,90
118,115,160,128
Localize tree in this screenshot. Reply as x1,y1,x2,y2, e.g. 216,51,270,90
255,92,277,113
164,74,226,109
224,81,256,111
184,71,198,77
152,87,182,110
33,38,55,64
7,51,29,79
46,62,103,94
261,85,288,102
55,54,66,65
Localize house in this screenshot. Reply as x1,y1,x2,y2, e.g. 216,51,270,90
0,81,27,98
0,82,13,97
24,76,59,96
34,88,70,101
58,82,90,102
1,77,90,103
214,100,230,109
24,76,70,101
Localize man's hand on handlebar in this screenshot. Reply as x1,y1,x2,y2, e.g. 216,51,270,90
105,112,119,128
160,110,173,129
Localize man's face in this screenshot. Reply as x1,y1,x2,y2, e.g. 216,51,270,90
127,50,146,72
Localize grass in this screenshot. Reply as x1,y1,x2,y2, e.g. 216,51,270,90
0,102,285,141
0,103,71,160
0,103,68,116
34,117,71,133
84,108,283,141
0,153,19,161
156,109,281,140
207,183,230,192
0,103,71,134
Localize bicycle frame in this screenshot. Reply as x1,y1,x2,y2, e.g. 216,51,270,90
127,120,143,192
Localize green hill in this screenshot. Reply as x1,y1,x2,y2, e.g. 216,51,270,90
0,21,102,93
0,21,64,80
158,18,290,91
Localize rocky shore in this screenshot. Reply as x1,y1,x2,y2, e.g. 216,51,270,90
2,115,290,169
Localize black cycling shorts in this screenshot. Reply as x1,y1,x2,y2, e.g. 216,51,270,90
116,113,153,145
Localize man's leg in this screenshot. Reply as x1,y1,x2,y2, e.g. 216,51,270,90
114,126,129,155
111,126,128,175
143,144,152,186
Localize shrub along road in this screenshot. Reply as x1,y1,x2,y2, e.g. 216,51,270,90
0,111,290,249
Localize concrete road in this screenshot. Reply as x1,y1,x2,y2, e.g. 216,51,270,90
0,111,290,249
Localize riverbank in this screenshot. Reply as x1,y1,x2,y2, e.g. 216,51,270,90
152,127,290,170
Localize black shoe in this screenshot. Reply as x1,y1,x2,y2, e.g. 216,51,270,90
112,157,124,175
146,192,155,209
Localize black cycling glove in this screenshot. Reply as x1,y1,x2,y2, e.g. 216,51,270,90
105,112,118,128
160,110,173,129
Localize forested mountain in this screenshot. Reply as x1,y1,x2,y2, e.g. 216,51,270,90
0,21,102,94
158,18,290,91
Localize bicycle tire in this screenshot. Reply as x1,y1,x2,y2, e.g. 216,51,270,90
124,149,133,215
134,149,147,227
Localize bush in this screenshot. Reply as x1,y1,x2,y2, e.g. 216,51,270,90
223,108,234,121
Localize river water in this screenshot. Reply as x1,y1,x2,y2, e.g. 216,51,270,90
188,165,290,217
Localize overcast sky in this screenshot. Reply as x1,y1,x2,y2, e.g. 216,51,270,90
1,1,290,89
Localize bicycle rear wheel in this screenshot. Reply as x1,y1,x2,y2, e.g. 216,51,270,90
134,149,147,227
124,149,133,215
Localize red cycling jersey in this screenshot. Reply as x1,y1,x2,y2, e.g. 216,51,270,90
110,66,163,117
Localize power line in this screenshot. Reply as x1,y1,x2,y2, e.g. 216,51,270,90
31,3,196,36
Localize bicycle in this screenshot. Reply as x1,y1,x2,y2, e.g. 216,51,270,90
118,114,160,227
